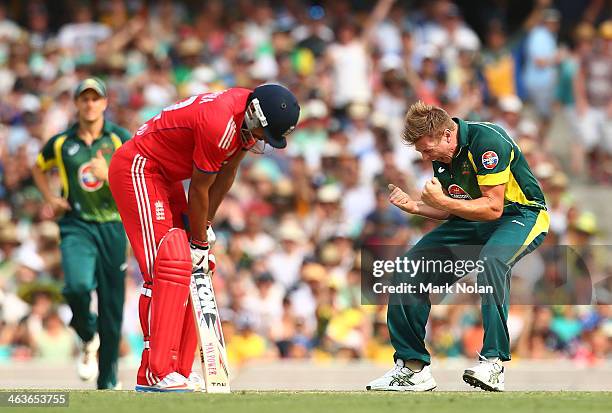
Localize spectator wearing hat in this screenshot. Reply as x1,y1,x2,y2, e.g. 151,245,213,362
555,22,595,176
288,262,328,334
12,283,63,356
293,5,334,58
35,221,61,272
267,220,309,291
31,77,131,389
41,81,75,140
482,20,518,101
303,183,345,243
231,314,274,365
480,0,554,102
339,154,376,234
0,222,21,281
566,211,599,246
562,211,602,304
243,272,284,336
325,0,395,119
57,4,111,66
236,213,276,261
523,8,563,135
494,95,523,138
0,222,29,339
545,172,571,236
288,99,329,170
173,37,204,87
0,246,46,333
573,20,612,183
30,311,75,362
431,3,480,71
412,45,445,106
269,296,301,358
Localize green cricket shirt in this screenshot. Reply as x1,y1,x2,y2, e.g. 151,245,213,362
36,121,131,223
432,118,546,211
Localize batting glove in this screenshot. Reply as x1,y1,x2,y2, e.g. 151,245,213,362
206,221,216,247
190,239,210,272
206,253,216,276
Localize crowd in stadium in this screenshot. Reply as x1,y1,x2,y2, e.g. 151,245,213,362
0,0,611,369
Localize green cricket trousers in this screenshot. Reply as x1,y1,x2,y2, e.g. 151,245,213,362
59,216,126,389
387,205,549,364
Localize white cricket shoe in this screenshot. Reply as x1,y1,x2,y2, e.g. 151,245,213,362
366,359,437,391
462,354,505,391
77,333,99,381
188,372,206,392
135,372,194,393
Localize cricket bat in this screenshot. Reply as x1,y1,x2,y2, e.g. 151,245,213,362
189,269,230,393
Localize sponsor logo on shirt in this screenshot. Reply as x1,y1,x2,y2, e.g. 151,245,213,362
447,184,472,199
481,151,499,170
78,162,103,192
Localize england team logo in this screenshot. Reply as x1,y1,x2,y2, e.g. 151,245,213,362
155,200,165,221
78,162,103,192
481,151,499,170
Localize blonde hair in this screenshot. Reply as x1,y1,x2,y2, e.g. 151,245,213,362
402,101,456,145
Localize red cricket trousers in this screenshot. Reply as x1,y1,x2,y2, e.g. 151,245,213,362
109,141,197,385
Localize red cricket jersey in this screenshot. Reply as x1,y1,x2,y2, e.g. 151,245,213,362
131,88,252,181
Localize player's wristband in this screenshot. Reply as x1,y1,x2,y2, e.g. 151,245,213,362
190,239,209,250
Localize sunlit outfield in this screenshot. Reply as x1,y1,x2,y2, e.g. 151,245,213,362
3,390,612,413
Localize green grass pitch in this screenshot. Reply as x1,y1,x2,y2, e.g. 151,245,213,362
3,391,612,413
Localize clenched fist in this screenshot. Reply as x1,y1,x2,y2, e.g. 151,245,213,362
48,196,71,218
420,178,446,210
388,184,418,214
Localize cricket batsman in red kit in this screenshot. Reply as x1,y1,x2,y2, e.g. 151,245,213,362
108,84,300,392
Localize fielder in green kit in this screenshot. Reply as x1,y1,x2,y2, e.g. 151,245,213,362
366,102,549,392
32,78,131,389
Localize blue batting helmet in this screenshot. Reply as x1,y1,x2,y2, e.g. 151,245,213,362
245,84,300,149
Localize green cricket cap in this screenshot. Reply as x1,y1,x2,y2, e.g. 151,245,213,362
74,77,107,98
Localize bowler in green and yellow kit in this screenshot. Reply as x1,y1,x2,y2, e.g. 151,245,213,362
32,78,131,389
366,102,549,392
